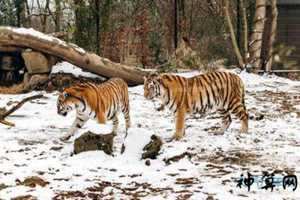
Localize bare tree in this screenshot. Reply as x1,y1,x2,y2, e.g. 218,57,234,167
265,0,278,72
224,0,245,68
249,0,266,72
240,0,248,61
94,0,101,55
174,0,178,49
54,0,62,32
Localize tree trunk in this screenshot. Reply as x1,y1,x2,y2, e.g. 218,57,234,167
95,0,101,55
240,0,249,61
265,0,277,72
224,0,245,69
174,0,178,49
0,27,148,85
178,0,187,38
249,0,266,72
15,0,28,27
54,0,62,32
74,0,87,49
236,0,241,49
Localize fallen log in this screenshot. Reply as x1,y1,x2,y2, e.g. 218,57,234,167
0,26,149,85
0,94,43,126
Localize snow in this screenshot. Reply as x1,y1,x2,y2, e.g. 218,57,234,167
51,62,102,79
0,66,300,199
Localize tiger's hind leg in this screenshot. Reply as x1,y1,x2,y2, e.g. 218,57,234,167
228,101,248,133
121,102,131,154
217,109,232,134
173,106,186,140
122,105,131,137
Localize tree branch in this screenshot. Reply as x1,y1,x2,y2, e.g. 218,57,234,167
0,94,44,126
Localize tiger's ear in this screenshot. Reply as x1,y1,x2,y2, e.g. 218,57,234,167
143,76,147,82
150,72,159,77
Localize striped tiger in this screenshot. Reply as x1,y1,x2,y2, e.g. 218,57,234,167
57,78,131,140
143,71,248,140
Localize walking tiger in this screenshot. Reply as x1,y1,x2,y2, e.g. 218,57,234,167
57,78,131,141
143,71,248,140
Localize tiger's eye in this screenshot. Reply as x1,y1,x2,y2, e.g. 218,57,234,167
64,93,69,98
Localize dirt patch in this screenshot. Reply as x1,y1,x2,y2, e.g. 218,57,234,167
164,152,196,165
53,191,86,199
16,176,49,188
11,195,37,200
248,91,300,118
207,150,261,166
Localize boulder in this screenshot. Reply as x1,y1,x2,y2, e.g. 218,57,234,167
21,49,55,74
74,131,115,155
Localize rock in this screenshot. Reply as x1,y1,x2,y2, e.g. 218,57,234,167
0,107,7,115
145,160,151,166
23,73,49,91
0,183,9,191
141,134,163,159
74,131,115,155
21,49,53,74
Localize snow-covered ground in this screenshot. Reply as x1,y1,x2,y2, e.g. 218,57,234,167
0,66,299,199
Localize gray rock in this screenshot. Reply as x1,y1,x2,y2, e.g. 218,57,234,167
74,131,115,155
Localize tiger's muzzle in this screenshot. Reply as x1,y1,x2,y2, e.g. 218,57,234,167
144,91,155,100
57,104,70,116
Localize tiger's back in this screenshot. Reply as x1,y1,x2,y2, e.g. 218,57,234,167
87,78,130,123
186,71,246,115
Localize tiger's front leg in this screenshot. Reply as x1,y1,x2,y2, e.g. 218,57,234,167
61,115,88,141
111,115,119,136
173,106,186,140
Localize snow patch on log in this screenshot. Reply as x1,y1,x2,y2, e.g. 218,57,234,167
6,27,86,55
51,62,102,79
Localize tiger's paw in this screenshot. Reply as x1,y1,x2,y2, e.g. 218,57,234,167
215,129,225,135
60,135,72,142
239,127,248,134
156,105,165,111
172,133,183,141
165,137,174,143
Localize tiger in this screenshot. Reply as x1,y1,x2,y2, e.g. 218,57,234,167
143,71,248,140
57,78,131,141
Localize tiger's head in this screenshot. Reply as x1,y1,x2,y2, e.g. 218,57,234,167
57,87,84,116
143,72,162,100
